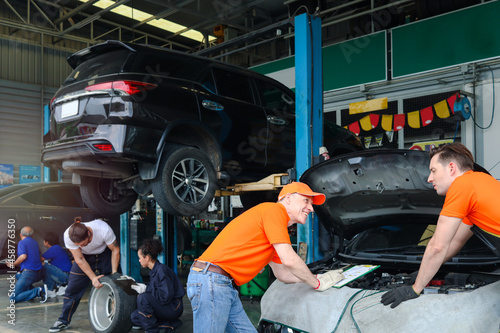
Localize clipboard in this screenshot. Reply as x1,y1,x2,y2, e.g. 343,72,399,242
333,264,380,288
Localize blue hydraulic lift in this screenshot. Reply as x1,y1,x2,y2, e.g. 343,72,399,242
120,203,179,281
295,13,324,263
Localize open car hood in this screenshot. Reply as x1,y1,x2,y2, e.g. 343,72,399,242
300,149,444,240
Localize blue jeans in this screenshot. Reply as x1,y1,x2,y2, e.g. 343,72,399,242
187,264,256,333
10,269,43,303
43,264,69,291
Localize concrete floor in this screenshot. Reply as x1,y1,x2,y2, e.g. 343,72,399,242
0,273,263,333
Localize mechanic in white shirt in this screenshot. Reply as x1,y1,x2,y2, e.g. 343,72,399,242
49,218,120,333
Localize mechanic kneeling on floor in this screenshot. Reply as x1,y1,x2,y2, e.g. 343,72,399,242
381,143,500,308
187,182,345,333
49,218,120,332
130,238,184,333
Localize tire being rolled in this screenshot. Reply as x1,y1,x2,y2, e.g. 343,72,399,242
88,275,137,333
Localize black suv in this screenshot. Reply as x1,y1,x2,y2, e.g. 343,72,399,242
42,40,363,217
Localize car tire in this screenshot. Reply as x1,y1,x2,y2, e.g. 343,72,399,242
152,147,217,216
88,275,137,333
80,176,138,216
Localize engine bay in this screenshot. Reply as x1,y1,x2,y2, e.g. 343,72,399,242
310,261,500,294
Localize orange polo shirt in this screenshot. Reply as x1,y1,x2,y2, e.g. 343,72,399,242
440,170,500,236
198,202,291,285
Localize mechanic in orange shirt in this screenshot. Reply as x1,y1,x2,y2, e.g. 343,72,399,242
187,182,344,332
382,142,500,308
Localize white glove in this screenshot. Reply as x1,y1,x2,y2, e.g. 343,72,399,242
314,269,344,291
131,283,147,294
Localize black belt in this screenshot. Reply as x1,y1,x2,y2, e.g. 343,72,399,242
192,261,232,279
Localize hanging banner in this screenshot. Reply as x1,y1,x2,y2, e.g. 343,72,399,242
374,133,384,146
381,114,393,131
394,114,405,131
348,121,361,135
359,114,380,131
447,93,458,112
408,110,421,128
385,131,394,142
363,136,372,148
435,99,451,118
420,106,434,126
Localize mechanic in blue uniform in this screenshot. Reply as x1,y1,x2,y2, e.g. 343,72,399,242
41,232,72,297
131,238,185,332
8,226,48,303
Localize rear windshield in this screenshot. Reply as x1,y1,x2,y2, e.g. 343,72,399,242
64,49,130,85
130,51,208,81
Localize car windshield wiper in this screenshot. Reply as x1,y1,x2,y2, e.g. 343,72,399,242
362,245,426,253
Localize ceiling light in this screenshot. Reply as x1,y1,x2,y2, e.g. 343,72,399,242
79,0,215,43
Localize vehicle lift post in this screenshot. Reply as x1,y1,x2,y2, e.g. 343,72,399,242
295,13,324,263
120,202,178,280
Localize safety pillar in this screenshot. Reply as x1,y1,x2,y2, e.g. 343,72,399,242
295,13,323,263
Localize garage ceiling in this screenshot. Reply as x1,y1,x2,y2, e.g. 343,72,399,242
0,0,488,62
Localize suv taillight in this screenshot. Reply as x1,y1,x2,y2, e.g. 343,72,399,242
94,144,113,151
85,80,158,95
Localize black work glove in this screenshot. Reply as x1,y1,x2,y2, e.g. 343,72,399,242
381,286,420,308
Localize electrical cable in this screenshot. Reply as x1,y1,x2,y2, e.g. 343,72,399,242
350,290,385,332
332,289,365,332
470,65,495,130
453,121,460,142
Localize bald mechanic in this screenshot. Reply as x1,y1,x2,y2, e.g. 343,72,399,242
187,182,344,332
381,142,500,308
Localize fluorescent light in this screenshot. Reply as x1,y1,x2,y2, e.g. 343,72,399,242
79,0,216,43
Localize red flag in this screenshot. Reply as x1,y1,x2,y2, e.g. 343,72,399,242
420,106,434,126
447,93,458,113
348,121,361,135
393,114,405,131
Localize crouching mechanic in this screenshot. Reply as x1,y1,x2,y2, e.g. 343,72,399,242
187,182,344,332
381,143,500,308
131,239,185,332
49,219,120,332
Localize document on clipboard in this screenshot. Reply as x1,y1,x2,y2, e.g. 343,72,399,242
333,264,380,288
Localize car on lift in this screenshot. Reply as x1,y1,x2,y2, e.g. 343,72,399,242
258,149,500,332
41,40,363,217
0,182,119,270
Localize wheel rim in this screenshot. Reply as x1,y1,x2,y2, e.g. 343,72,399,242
171,157,209,204
89,283,116,331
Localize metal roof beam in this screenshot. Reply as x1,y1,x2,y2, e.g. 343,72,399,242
53,0,100,25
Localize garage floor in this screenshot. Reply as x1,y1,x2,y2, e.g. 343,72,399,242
0,273,262,333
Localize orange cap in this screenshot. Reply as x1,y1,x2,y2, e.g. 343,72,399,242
278,182,326,205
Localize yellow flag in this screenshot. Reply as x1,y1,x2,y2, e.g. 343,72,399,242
408,111,421,128
381,114,393,131
359,115,373,131
434,100,450,118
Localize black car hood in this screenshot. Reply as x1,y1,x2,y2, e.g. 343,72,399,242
300,149,445,240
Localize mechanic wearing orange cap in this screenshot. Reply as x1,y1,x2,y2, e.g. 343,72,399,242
187,181,344,332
